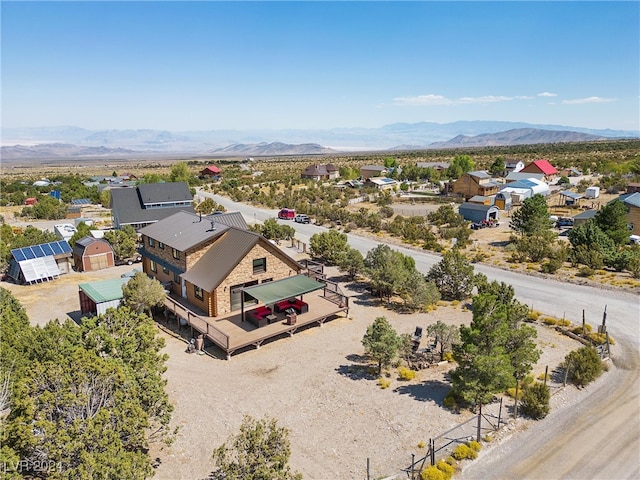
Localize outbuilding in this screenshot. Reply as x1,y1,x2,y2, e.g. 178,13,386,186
458,203,500,223
72,236,115,272
78,277,129,316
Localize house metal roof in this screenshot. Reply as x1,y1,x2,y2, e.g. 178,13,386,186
523,159,558,175
573,209,598,220
79,278,129,303
619,192,640,208
505,172,545,182
138,211,248,251
458,203,499,213
137,182,193,205
467,170,491,179
179,228,262,292
110,186,195,227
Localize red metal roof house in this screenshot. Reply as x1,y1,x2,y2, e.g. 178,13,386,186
200,165,221,178
521,159,558,180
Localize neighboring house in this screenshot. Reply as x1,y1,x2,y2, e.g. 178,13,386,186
7,240,73,285
138,211,302,318
110,182,194,230
468,195,492,205
360,165,387,180
618,192,640,235
365,177,398,190
416,161,450,171
458,203,500,223
499,178,549,204
200,165,221,179
504,159,525,173
73,236,115,272
452,171,500,200
626,183,640,194
572,209,598,227
521,159,558,182
560,167,583,177
301,164,340,181
505,172,545,183
54,223,77,241
78,277,129,316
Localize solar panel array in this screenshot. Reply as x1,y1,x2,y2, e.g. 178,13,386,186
11,240,72,262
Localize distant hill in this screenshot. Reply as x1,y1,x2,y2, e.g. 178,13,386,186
1,143,135,161
208,142,335,156
419,128,608,149
2,121,638,155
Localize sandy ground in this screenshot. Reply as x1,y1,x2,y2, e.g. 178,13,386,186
2,266,587,480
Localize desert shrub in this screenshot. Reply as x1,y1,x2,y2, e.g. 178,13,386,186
398,367,416,381
542,317,557,325
452,443,477,461
536,372,549,382
417,441,426,449
578,266,595,277
557,319,572,327
421,465,446,480
527,310,540,322
571,324,593,335
468,441,482,452
520,382,550,419
442,351,454,362
540,258,563,274
506,387,523,399
588,332,615,345
378,378,391,389
436,460,454,479
482,435,492,443
443,390,462,412
564,347,604,387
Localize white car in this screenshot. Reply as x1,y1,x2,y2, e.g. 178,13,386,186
294,214,310,224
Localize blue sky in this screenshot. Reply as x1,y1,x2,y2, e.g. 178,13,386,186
2,1,639,132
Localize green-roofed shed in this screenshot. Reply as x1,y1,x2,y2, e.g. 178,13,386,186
78,277,129,316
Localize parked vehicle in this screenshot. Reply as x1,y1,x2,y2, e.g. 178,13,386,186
294,214,310,224
115,254,142,266
278,208,296,220
555,218,574,228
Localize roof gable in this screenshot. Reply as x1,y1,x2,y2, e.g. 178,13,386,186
524,159,558,175
138,211,248,251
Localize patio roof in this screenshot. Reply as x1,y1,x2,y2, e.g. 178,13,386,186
243,274,325,305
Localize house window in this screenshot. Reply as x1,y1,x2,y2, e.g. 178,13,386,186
173,272,180,283
148,238,155,247
262,278,273,283
150,260,157,273
253,258,266,274
159,242,165,250
194,285,203,300
172,248,180,260
162,266,169,274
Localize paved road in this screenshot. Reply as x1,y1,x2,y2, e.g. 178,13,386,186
202,190,640,479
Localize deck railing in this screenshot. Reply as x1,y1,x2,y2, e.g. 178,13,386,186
164,296,229,350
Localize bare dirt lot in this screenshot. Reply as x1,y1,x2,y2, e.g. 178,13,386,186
3,266,590,480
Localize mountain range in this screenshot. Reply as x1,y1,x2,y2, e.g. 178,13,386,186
1,121,638,160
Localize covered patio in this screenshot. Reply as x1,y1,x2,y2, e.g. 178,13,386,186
162,274,349,359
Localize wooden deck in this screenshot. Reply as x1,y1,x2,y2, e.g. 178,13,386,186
163,287,349,359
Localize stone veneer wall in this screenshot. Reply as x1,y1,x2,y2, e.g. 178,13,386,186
214,241,300,317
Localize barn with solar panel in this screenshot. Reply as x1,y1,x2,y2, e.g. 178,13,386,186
8,240,73,285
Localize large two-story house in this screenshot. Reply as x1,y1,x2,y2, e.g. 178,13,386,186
138,211,302,318
110,182,195,230
452,171,501,200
